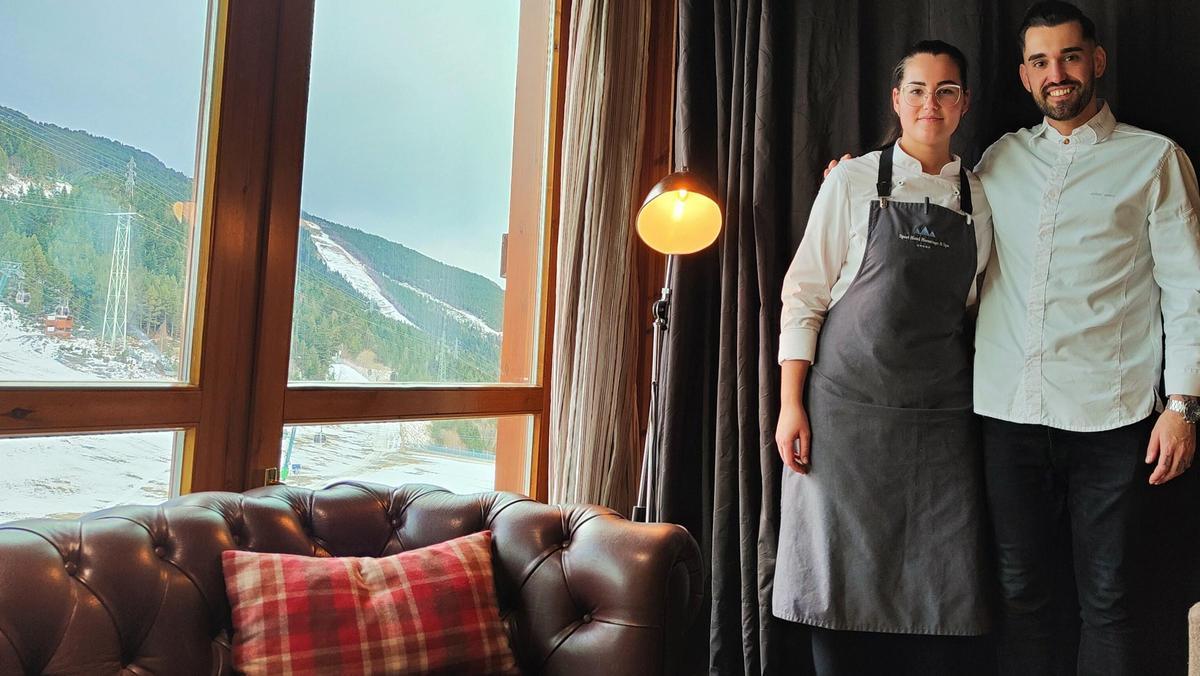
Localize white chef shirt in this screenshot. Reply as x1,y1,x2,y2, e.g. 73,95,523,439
974,102,1200,431
779,144,993,363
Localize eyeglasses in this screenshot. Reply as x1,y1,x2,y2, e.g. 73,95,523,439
900,83,964,107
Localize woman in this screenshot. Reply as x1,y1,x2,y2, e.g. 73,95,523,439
773,41,993,675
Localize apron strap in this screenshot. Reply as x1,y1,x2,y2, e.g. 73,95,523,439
877,145,894,207
879,144,974,216
958,167,973,216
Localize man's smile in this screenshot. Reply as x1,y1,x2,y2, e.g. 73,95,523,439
1044,83,1079,99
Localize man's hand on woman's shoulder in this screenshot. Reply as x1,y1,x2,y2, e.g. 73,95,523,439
824,153,853,179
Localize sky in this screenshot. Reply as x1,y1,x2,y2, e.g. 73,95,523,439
0,1,528,285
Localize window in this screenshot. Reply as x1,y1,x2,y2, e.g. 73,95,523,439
0,1,218,384
273,0,560,495
0,0,566,521
289,1,553,387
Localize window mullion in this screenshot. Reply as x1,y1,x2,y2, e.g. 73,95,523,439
190,0,291,493
242,0,318,490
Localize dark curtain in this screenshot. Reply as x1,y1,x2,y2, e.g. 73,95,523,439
658,1,1200,674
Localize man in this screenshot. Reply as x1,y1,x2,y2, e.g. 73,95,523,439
975,2,1200,674
821,2,1200,673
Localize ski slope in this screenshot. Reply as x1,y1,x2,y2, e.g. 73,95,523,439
303,219,418,328
394,279,501,338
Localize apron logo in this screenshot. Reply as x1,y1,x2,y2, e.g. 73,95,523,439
899,225,950,250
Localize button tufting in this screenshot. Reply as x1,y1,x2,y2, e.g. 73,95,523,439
64,561,78,576
154,546,167,558
390,518,401,528
561,539,571,549
582,613,593,623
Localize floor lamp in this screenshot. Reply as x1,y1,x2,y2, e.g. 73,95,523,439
631,169,722,523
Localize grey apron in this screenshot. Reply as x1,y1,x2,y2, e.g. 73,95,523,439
773,146,990,635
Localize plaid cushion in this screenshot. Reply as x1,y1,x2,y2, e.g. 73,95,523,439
222,531,519,675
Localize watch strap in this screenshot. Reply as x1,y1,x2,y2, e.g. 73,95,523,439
1167,397,1200,423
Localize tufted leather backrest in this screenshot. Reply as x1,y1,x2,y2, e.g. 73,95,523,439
0,482,702,675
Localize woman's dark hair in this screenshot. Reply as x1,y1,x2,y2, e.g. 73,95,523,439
877,40,969,148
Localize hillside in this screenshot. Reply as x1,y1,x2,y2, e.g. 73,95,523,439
0,104,503,384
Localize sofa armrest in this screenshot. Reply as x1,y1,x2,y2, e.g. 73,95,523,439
489,500,703,676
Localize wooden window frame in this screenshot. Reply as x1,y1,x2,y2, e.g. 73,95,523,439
0,0,571,504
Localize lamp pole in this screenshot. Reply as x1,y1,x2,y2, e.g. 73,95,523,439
633,254,675,523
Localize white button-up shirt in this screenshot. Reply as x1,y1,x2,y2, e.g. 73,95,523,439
974,103,1200,431
779,144,993,363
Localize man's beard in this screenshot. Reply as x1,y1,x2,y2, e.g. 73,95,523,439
1033,76,1095,121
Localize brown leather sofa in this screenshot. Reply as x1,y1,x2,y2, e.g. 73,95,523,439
0,482,703,675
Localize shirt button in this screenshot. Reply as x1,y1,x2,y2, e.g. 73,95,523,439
1063,138,1071,145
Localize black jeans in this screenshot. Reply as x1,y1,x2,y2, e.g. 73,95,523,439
982,415,1153,676
809,626,990,676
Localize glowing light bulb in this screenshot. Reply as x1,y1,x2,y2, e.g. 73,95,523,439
671,189,689,222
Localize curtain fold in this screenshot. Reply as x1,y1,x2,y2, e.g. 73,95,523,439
548,0,651,514
661,1,1200,674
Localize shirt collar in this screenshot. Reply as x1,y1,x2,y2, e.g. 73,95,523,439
1032,100,1116,145
892,141,962,178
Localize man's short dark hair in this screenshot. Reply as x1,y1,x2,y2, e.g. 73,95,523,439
1018,1,1098,55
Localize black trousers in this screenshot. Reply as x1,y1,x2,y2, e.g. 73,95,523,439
982,415,1154,676
808,626,990,676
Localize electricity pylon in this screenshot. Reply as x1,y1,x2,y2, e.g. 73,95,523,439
101,158,137,351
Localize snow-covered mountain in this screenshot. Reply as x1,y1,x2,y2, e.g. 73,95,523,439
303,219,419,328
292,213,504,382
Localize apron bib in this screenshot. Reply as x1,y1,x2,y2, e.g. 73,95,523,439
773,146,991,635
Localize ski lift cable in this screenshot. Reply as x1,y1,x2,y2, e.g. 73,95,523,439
0,119,189,200
0,122,188,205
5,198,190,246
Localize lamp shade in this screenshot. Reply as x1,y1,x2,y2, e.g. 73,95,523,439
635,170,722,255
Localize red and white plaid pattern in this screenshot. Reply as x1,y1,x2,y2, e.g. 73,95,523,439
222,531,520,675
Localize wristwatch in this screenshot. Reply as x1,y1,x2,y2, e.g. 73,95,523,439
1166,396,1200,424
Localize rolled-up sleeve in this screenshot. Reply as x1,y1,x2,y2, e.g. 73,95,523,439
1148,145,1200,396
779,166,851,363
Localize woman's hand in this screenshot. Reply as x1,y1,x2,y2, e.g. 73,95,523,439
776,401,812,474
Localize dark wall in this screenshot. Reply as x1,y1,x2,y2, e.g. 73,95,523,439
821,1,1200,170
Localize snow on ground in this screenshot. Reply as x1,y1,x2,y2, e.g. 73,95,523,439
329,361,370,382
2,173,72,200
0,419,495,523
281,421,493,495
0,307,99,381
0,303,173,382
393,278,501,339
0,312,492,522
0,430,176,522
1,174,32,199
303,219,418,328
